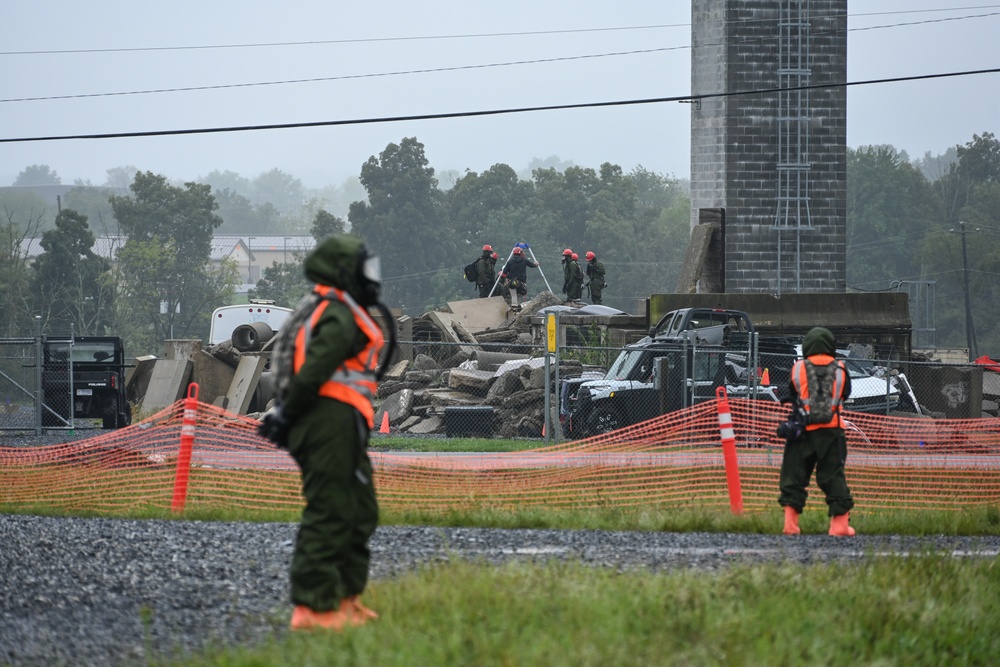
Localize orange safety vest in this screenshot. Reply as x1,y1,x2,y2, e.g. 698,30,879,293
293,285,385,428
790,354,848,431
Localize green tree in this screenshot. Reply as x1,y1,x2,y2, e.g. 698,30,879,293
349,138,457,313
920,133,1000,354
103,166,139,191
13,164,61,186
248,262,310,308
31,209,113,335
200,169,250,198
110,172,237,351
846,145,941,290
310,209,346,241
448,163,534,248
253,168,304,215
61,186,118,234
0,207,44,337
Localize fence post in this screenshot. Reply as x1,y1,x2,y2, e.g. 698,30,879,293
715,386,743,515
34,316,42,435
171,382,200,513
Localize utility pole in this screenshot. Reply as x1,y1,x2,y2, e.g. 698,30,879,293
950,221,978,361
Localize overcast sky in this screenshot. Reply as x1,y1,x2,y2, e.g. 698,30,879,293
1,1,997,189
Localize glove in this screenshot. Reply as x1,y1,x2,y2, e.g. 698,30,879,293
257,405,291,448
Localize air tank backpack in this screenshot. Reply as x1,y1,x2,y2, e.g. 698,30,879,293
804,360,837,424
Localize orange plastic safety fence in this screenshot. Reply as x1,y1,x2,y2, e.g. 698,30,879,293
2,398,1000,515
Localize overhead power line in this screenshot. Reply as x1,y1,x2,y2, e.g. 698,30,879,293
1,67,997,145
2,12,997,105
2,6,997,56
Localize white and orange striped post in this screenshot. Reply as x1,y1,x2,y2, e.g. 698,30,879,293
715,386,744,515
171,383,199,513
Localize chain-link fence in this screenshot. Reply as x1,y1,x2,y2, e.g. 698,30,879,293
0,338,45,431
374,333,1000,441
0,328,134,433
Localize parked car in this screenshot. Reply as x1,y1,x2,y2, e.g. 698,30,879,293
41,336,131,429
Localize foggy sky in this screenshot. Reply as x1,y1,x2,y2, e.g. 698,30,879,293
2,1,997,189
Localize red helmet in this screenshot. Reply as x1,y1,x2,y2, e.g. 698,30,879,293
571,253,578,260
562,248,573,257
585,251,596,261
491,252,498,260
483,244,492,252
513,247,523,255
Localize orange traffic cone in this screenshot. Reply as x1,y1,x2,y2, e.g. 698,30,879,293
761,368,771,385
379,411,390,434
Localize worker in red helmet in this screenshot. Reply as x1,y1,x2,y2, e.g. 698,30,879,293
562,249,584,301
473,245,496,298
585,251,606,304
501,246,539,302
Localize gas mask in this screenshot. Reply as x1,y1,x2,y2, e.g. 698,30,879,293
355,246,397,381
357,248,382,307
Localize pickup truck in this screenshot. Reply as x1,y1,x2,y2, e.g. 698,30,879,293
562,307,910,438
648,307,755,345
41,336,131,429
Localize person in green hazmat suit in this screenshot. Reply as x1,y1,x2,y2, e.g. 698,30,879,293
258,234,396,631
778,326,856,537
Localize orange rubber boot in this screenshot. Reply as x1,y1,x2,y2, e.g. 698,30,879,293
782,506,801,535
347,595,379,622
828,512,856,537
290,604,351,631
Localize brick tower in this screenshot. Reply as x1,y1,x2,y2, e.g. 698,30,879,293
689,0,847,294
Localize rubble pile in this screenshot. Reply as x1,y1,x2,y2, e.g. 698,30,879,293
374,291,584,437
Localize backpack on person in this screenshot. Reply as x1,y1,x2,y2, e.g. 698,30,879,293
804,360,838,424
463,261,478,283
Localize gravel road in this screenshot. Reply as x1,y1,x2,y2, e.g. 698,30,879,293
3,514,999,666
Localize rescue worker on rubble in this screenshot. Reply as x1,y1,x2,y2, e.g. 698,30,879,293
475,244,496,298
779,326,856,537
501,246,539,301
561,249,584,301
585,251,606,305
258,234,396,631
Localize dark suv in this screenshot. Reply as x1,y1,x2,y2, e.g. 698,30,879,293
42,336,131,429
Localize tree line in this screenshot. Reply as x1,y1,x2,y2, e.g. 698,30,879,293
1,132,997,357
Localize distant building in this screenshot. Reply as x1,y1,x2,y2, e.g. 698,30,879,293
21,233,316,295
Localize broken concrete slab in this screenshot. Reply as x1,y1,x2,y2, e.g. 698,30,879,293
192,350,237,405
225,355,267,415
398,415,421,430
422,389,488,407
448,368,495,393
375,388,415,426
164,339,203,361
142,359,194,412
408,416,443,434
485,371,523,405
126,355,158,405
446,296,510,333
501,388,546,410
494,356,548,377
412,354,438,371
474,350,530,372
423,311,465,344
382,359,411,382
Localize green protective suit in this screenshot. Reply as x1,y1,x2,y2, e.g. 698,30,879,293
282,235,380,613
475,252,494,298
566,259,584,300
586,259,605,304
778,327,854,517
